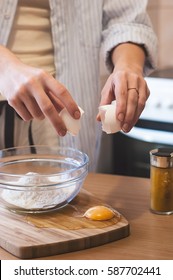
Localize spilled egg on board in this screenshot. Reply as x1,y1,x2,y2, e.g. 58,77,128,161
84,205,115,221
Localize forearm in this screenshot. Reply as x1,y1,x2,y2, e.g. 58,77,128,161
0,45,20,67
99,42,150,133
0,45,80,136
111,43,146,75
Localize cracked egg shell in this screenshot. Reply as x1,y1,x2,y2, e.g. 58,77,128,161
59,106,84,136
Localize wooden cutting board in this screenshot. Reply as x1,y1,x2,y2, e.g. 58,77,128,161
0,189,129,259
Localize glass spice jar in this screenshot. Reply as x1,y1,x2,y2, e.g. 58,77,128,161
150,148,173,215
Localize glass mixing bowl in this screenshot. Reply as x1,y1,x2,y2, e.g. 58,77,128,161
0,145,89,213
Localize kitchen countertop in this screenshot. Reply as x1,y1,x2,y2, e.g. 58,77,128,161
0,173,173,260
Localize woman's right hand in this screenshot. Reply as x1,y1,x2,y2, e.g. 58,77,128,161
0,46,80,136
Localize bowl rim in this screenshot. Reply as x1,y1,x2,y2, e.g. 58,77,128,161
0,145,89,178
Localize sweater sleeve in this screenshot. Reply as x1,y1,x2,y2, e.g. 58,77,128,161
101,0,158,76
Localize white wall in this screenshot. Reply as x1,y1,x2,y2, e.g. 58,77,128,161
147,0,173,69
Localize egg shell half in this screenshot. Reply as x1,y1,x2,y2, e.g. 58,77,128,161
59,106,84,136
99,100,121,134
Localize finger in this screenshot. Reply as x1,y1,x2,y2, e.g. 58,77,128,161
47,90,64,112
43,75,81,119
121,88,139,132
123,81,150,132
99,74,115,106
133,82,150,123
112,74,128,123
20,93,45,120
10,100,33,121
30,82,67,136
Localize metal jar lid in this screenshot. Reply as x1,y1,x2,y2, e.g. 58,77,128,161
150,148,173,168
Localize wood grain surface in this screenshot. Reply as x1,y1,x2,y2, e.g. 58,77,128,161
1,173,172,260
0,189,129,259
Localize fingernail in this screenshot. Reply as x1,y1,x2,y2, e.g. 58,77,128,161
74,110,81,119
38,115,45,120
58,129,67,136
122,123,129,132
118,113,124,122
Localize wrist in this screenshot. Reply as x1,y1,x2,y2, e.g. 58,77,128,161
111,43,145,75
113,62,144,76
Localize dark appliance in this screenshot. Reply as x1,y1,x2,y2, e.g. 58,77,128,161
112,71,173,178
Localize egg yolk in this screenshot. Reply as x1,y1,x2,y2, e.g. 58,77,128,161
84,205,115,221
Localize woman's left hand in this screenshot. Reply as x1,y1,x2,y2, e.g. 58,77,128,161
97,43,150,133
98,68,150,133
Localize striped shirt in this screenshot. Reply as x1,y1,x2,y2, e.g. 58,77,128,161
0,0,157,171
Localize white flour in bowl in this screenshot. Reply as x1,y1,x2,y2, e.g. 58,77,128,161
1,172,76,210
